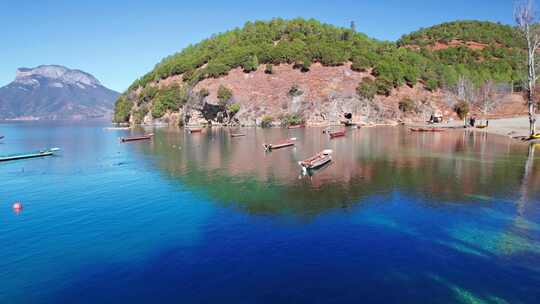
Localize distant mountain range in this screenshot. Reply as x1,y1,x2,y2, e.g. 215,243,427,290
0,65,119,120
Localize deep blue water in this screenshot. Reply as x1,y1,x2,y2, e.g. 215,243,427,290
0,122,539,303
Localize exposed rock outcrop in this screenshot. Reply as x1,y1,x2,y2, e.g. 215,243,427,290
132,63,525,127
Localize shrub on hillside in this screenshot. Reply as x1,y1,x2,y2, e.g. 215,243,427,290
198,88,210,98
204,62,230,78
261,115,273,128
356,78,377,100
151,84,188,118
288,84,303,97
133,106,149,124
217,85,233,106
294,57,311,72
265,64,274,74
280,114,304,126
351,56,371,72
398,98,415,113
454,100,470,120
138,85,158,105
425,78,439,92
113,96,133,123
375,77,394,96
403,67,419,87
227,103,241,114
242,55,259,73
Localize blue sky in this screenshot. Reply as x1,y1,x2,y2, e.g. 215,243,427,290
1,0,514,92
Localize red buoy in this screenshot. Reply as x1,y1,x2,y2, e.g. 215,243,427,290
12,202,23,212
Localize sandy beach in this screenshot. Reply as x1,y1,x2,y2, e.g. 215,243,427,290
481,116,533,138
408,116,535,139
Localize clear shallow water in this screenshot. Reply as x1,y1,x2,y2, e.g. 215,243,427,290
0,122,539,303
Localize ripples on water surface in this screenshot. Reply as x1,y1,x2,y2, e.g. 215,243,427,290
0,122,539,303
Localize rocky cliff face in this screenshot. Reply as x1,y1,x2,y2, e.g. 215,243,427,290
0,65,119,120
132,63,526,127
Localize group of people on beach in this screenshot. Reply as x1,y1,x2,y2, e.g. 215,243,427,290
468,116,489,128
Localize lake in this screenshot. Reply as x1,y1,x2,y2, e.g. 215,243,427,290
1,122,539,303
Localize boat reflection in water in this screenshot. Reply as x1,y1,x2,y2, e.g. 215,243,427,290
299,158,333,178
2,122,540,304
135,126,540,217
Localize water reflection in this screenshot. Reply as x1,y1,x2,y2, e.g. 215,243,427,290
1,123,539,303
135,127,540,216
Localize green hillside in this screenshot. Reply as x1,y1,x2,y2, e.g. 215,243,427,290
115,19,525,123
397,20,522,48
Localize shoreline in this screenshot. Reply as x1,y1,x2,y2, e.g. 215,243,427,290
121,115,538,143
406,116,538,142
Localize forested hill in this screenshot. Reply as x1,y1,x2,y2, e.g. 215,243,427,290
115,18,526,124
397,21,522,48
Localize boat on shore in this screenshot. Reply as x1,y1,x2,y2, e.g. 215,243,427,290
328,129,346,139
288,124,305,129
120,134,154,143
341,121,356,127
0,148,60,162
410,127,446,132
299,149,332,172
263,138,296,151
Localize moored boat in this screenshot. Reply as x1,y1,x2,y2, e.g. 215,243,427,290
328,129,346,139
288,124,305,129
410,127,446,132
298,149,332,172
263,138,296,151
341,121,356,127
104,127,130,130
231,133,246,138
0,148,60,162
188,128,203,133
120,133,154,142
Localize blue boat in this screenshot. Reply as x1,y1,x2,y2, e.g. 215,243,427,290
0,148,60,162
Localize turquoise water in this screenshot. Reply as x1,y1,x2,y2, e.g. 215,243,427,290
0,122,539,303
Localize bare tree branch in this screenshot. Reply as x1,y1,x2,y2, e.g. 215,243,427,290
514,0,539,136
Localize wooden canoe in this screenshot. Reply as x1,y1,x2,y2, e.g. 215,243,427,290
121,133,154,142
341,121,356,127
188,128,203,133
264,139,295,151
104,127,130,130
0,148,60,162
299,150,332,171
231,133,246,138
329,130,346,139
410,128,446,132
288,124,305,129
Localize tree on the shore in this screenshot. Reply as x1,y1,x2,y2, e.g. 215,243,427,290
475,81,507,119
454,100,470,125
515,0,539,136
445,75,475,125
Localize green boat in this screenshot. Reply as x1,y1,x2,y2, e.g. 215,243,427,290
0,148,60,162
